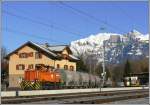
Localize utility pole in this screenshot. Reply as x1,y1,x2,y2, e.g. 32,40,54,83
102,41,106,88
100,26,106,88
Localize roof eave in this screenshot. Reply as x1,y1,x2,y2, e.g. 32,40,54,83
6,41,58,59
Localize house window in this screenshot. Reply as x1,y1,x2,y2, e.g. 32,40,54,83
28,64,33,69
28,52,33,57
35,64,44,70
35,52,42,59
62,54,68,60
64,65,68,70
16,64,25,70
57,64,60,69
70,66,74,71
19,53,28,58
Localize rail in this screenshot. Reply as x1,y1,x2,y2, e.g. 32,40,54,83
2,89,148,104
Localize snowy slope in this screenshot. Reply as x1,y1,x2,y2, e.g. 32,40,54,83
70,30,149,64
127,29,149,41
136,34,149,41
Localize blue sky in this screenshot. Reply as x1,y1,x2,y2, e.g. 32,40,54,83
2,1,149,52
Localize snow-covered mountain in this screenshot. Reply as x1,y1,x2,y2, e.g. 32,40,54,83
70,30,149,64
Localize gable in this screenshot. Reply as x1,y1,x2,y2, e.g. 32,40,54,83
17,45,35,53
6,41,58,59
61,47,72,55
5,41,77,61
9,45,36,60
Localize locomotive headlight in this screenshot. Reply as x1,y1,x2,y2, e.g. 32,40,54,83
56,74,60,77
51,74,54,78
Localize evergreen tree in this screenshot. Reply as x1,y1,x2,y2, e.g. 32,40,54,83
1,46,9,87
76,55,88,73
105,67,111,80
123,59,131,77
95,63,103,76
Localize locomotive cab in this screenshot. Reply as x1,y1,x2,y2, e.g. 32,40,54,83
20,65,62,90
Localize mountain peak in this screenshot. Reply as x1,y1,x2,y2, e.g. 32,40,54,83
70,30,149,64
130,29,142,36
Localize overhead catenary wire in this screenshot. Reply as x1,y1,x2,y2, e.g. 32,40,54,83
2,27,66,44
58,2,102,27
117,6,134,26
7,6,91,38
58,2,107,34
3,10,85,38
59,1,127,33
116,5,145,29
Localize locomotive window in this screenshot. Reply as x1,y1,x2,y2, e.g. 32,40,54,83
64,65,68,70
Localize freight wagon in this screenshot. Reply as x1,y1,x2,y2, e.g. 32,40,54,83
20,68,102,90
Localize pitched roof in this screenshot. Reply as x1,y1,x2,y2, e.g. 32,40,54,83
6,41,58,59
31,42,57,57
48,46,67,52
41,44,67,52
69,54,79,60
6,41,79,61
40,44,73,54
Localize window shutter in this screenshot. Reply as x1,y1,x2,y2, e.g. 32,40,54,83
19,54,21,58
22,64,25,70
28,52,33,57
31,52,33,57
16,65,19,70
39,53,42,58
25,53,28,58
57,64,60,69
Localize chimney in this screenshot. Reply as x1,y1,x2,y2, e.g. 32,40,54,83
45,43,49,47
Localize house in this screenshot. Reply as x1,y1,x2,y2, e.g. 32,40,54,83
6,41,79,88
124,72,149,86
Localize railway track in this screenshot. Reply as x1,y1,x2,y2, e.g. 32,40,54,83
2,89,148,104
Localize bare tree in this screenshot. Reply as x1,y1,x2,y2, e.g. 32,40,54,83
1,46,7,60
1,46,9,84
